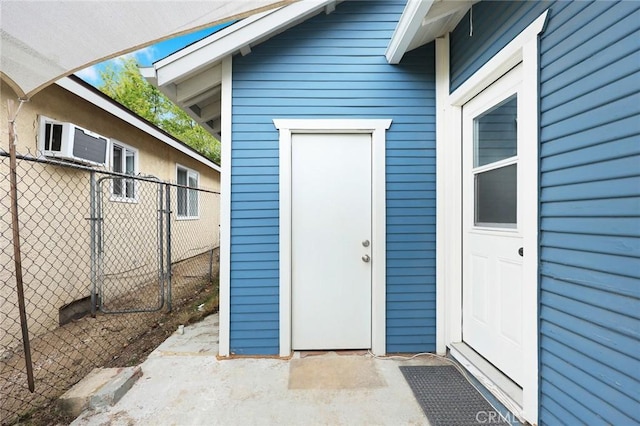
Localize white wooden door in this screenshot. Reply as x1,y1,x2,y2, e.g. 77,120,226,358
291,133,372,350
462,65,525,385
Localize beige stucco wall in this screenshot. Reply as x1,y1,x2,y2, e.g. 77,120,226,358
1,81,220,346
1,81,220,189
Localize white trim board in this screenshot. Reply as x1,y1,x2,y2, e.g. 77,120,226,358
436,10,547,425
386,0,473,65
218,56,233,357
434,33,450,356
450,343,524,421
274,118,391,357
152,1,337,86
385,0,435,64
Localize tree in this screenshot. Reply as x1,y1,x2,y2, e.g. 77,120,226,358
99,57,221,164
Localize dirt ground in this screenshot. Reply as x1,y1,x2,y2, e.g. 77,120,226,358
0,250,219,426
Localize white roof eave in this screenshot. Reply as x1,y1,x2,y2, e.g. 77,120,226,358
386,0,436,64
142,0,338,140
149,0,339,88
386,0,475,64
56,77,221,172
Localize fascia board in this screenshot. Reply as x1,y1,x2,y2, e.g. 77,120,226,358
155,0,335,86
386,0,435,64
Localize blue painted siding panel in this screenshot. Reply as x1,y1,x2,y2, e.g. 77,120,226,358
450,1,557,91
230,0,437,355
451,1,640,423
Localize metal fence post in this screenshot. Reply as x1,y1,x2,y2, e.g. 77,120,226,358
7,99,35,393
96,177,105,312
89,171,97,316
165,183,172,312
209,248,214,283
157,181,165,308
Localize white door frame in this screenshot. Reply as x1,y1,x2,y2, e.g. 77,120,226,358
274,119,391,357
435,10,548,424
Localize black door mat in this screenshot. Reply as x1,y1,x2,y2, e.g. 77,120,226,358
400,365,509,426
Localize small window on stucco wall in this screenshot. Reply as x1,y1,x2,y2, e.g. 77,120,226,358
111,141,138,201
176,164,199,219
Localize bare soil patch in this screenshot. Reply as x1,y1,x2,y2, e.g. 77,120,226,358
1,251,219,426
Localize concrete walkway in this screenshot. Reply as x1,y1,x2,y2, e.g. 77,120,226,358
72,314,446,426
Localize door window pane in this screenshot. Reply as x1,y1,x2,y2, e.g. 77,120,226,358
474,95,517,167
475,164,517,226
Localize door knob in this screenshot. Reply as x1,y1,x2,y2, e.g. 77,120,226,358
362,240,370,247
518,247,524,257
362,254,370,263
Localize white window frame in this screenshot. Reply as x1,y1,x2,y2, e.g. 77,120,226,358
176,164,200,220
37,115,61,153
110,140,138,203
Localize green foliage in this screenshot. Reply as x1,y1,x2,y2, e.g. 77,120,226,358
99,57,221,164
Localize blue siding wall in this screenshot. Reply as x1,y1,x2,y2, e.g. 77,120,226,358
451,1,640,424
230,0,437,354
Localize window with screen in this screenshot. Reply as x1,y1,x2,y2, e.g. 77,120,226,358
111,142,138,201
176,165,199,219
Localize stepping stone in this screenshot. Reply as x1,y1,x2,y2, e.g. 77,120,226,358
58,366,142,417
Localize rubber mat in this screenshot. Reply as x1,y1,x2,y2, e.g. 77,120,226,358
400,365,509,426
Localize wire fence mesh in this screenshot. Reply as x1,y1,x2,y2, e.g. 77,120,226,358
0,150,220,425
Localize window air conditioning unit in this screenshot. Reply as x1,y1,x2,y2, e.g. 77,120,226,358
40,119,109,166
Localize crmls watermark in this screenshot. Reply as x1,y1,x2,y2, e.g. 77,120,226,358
475,410,518,424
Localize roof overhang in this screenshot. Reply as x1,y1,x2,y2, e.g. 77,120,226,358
56,76,221,172
0,1,292,99
141,0,339,138
386,0,476,64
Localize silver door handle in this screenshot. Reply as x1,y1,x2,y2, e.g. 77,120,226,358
362,240,370,247
362,255,370,263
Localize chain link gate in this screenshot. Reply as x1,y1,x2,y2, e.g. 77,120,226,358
1,150,221,424
92,175,171,313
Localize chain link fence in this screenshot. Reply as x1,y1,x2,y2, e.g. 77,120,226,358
0,150,220,425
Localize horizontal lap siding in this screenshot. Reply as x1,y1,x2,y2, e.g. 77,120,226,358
451,1,640,423
231,0,436,355
230,125,279,354
450,1,552,92
538,2,640,423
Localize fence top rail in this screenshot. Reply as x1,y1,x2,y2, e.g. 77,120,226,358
1,150,221,194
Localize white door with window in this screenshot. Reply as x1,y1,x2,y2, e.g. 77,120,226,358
291,133,372,350
462,65,525,385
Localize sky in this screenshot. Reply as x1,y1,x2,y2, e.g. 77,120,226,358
76,22,231,87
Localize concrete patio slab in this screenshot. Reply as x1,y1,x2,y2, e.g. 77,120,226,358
148,315,219,358
71,314,447,426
